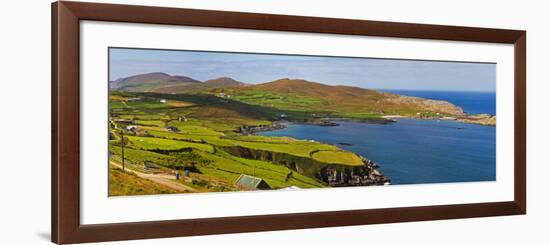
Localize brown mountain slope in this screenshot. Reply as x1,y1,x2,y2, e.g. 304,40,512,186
153,77,248,93
152,83,209,93
204,77,248,88
253,78,383,103
241,78,464,116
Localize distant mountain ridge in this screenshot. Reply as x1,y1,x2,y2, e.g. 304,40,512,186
110,73,249,92
245,78,464,116
110,72,202,92
110,73,464,116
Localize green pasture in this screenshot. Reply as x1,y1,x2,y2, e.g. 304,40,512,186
311,150,363,166
127,136,214,153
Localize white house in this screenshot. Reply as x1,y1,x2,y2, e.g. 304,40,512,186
126,125,138,133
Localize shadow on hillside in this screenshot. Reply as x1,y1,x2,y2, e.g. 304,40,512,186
132,92,313,121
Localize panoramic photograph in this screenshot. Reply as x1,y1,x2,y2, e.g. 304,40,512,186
108,47,496,196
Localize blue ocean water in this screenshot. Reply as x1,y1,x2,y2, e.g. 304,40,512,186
383,90,496,115
260,119,496,185
259,90,496,185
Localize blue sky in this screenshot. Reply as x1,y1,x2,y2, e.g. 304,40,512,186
109,47,496,92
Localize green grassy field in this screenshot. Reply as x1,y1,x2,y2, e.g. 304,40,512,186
224,88,387,120
126,135,215,152
311,150,363,165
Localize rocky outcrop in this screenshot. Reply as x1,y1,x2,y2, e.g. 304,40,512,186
457,114,496,126
236,123,286,135
421,113,496,126
321,157,390,186
384,94,465,116
299,120,340,127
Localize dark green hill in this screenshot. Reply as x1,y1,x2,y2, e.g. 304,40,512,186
110,72,201,92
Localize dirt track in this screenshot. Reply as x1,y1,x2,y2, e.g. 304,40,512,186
109,161,197,193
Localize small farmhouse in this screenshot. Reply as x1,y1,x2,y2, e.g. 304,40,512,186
235,174,271,191
159,99,167,103
164,125,180,132
125,125,138,133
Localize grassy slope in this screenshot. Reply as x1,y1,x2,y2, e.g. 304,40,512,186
109,139,328,189
194,150,327,189
127,122,362,165
216,79,462,119
109,144,186,169
127,135,214,152
225,79,387,119
109,166,178,196
312,150,363,165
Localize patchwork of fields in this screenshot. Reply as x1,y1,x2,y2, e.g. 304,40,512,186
108,91,377,195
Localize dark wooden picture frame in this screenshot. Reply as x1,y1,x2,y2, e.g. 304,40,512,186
51,1,526,244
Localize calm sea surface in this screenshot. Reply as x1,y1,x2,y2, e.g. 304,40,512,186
259,91,496,185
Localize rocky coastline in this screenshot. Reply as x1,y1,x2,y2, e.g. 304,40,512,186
235,116,397,135
455,114,496,126
383,113,496,126
322,156,390,187
298,117,396,126
236,123,287,135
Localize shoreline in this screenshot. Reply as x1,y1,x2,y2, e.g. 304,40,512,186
236,123,287,135
382,114,496,126
242,113,495,137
